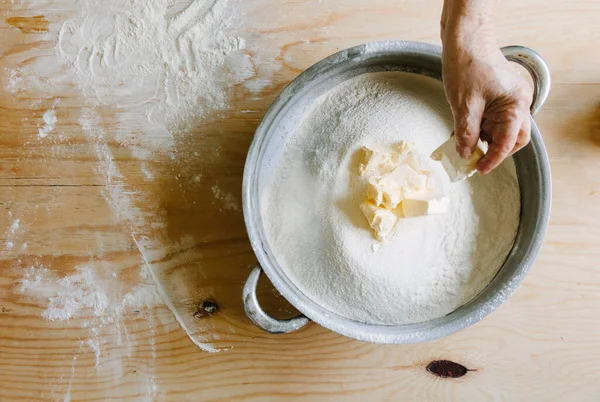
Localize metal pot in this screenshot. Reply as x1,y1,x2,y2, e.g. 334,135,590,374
241,41,552,343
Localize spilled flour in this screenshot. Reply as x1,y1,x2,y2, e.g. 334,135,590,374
49,0,251,354
38,109,56,138
6,0,279,366
16,260,165,384
19,263,162,321
56,0,252,139
5,219,19,251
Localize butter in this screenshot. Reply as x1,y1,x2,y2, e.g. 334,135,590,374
401,195,450,218
359,143,449,242
430,137,488,182
360,201,398,241
358,147,396,177
358,141,414,178
368,164,428,209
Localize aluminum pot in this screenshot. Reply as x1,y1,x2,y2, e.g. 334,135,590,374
241,41,551,343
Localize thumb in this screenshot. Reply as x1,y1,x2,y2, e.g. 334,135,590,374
453,98,485,158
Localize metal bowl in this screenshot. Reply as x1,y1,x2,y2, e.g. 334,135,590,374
242,41,552,343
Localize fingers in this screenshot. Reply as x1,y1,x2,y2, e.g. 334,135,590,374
482,116,531,156
453,98,485,158
476,115,523,175
480,118,494,143
510,116,531,155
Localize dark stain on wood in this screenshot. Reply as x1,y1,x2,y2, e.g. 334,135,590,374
5,15,49,33
426,360,471,378
193,300,219,319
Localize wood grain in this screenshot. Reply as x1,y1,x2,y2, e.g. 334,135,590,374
2,0,600,400
5,16,49,34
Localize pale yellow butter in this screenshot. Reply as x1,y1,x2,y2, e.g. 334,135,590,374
401,194,450,218
358,143,449,242
358,148,396,177
368,164,427,209
431,137,488,182
360,201,398,241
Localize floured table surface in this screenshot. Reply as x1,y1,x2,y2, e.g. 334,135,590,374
2,0,600,400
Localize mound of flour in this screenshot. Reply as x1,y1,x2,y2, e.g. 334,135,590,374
262,72,520,325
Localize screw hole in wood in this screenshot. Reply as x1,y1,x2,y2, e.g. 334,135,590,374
193,300,219,319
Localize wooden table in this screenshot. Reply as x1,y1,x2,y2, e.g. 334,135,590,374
1,0,600,400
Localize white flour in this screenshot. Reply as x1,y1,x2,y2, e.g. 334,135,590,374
5,219,19,251
48,0,250,353
262,72,521,325
56,0,251,140
38,109,56,138
5,0,298,364
15,259,165,393
18,262,163,322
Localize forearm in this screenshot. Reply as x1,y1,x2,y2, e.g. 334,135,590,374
441,0,498,53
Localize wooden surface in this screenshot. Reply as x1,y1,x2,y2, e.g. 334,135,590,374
2,0,600,400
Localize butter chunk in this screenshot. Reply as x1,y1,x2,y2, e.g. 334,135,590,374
366,182,386,207
401,195,450,218
369,165,427,209
358,147,395,177
360,201,398,241
359,143,449,242
431,137,488,182
380,164,427,191
358,141,413,178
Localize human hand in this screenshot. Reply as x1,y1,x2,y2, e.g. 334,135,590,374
441,0,534,174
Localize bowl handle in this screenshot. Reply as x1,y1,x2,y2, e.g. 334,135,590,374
501,46,551,116
242,265,310,334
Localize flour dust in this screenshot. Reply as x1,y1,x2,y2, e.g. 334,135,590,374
4,0,284,364
17,260,164,380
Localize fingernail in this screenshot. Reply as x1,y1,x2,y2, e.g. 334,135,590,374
458,146,471,158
